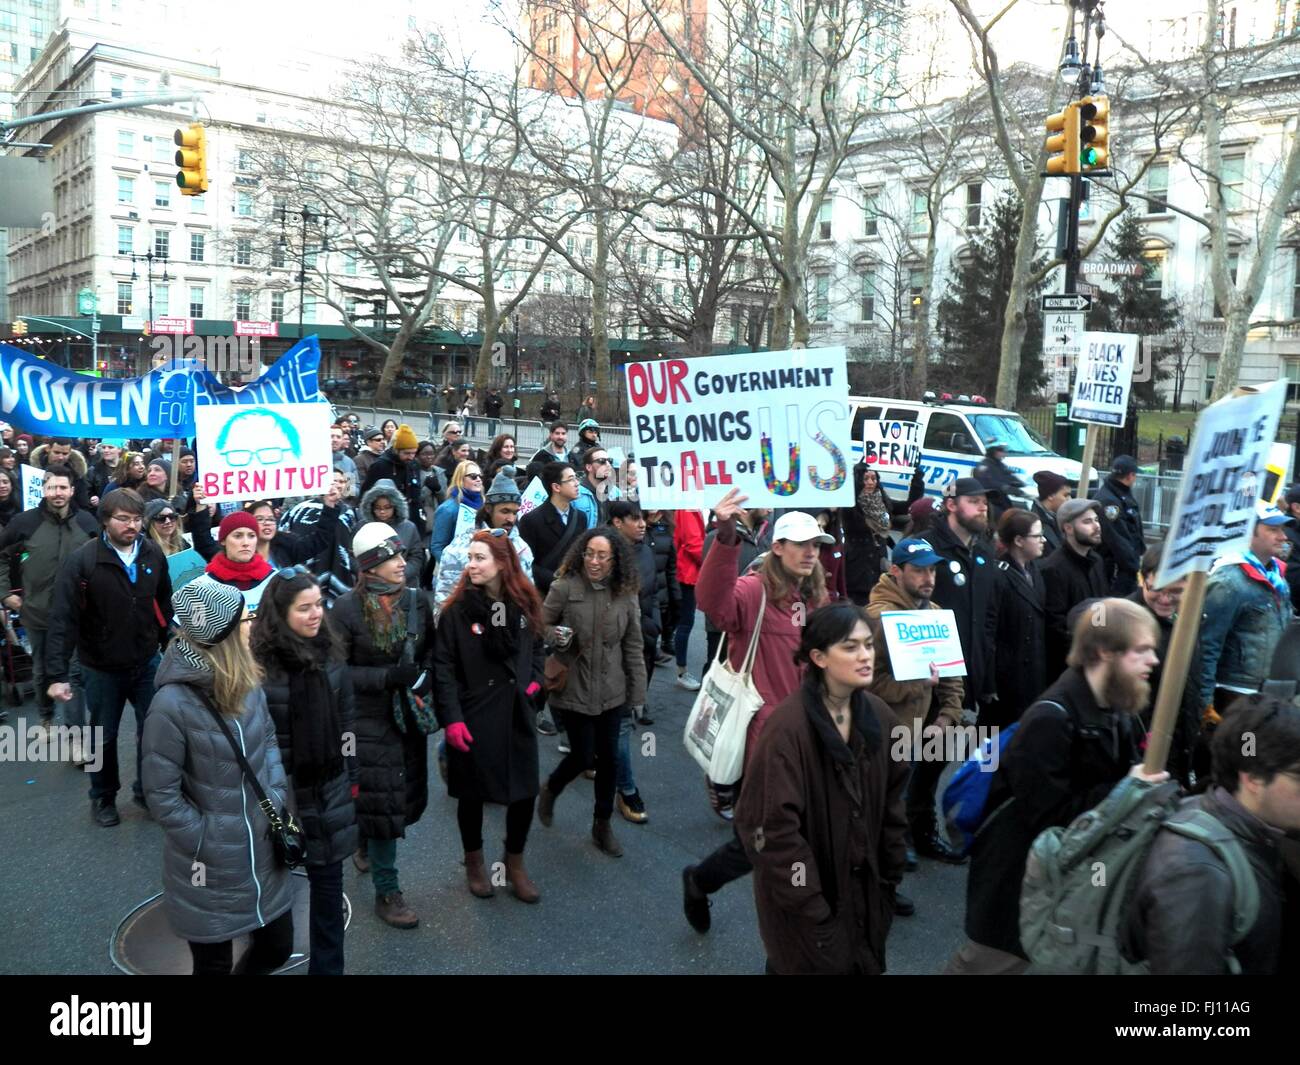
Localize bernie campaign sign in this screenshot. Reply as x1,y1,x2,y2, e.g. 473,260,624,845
0,336,324,438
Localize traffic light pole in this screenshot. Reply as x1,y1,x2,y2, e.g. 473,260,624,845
0,95,199,135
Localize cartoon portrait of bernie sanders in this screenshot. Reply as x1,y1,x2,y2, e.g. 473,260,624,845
214,407,302,468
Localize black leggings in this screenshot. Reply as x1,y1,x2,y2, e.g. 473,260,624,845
189,909,294,976
457,796,537,854
547,706,621,819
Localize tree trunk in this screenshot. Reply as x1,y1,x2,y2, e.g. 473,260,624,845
994,179,1046,407
473,317,500,399
591,223,611,401
373,326,413,408
914,232,939,395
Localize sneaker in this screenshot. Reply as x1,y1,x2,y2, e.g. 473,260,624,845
557,737,571,755
706,778,737,822
675,671,702,692
655,650,674,666
682,866,711,933
352,847,370,874
536,710,558,737
583,768,596,780
91,798,120,828
617,790,648,824
635,707,655,726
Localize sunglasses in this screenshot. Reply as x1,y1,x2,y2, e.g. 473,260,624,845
464,472,483,480
275,564,312,581
155,513,178,524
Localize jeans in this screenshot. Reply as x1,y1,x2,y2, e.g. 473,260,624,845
616,711,637,795
84,653,159,803
29,626,86,726
189,910,294,975
456,796,536,854
693,825,752,895
547,706,621,820
307,861,345,975
368,837,400,896
673,584,697,669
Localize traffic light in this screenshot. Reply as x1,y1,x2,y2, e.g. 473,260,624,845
1078,95,1109,172
174,123,208,196
1045,103,1080,176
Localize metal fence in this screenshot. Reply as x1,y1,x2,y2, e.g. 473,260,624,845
1132,471,1183,536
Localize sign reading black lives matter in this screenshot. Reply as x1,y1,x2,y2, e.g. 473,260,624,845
1069,331,1138,427
625,347,854,510
1156,379,1287,588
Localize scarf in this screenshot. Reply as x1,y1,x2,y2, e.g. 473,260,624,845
857,485,892,538
452,487,483,510
206,551,273,590
459,585,522,663
360,575,407,653
278,635,344,787
1243,550,1290,604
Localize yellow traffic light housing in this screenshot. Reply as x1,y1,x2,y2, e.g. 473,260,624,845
174,123,208,196
1079,96,1109,171
1046,103,1081,176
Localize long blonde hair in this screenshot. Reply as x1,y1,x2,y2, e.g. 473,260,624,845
149,521,186,556
450,459,480,495
197,629,263,717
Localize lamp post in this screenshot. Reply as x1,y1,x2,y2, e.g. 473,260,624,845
130,250,170,331
278,206,329,339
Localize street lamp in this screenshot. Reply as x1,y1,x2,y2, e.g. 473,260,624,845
278,205,329,339
129,250,170,330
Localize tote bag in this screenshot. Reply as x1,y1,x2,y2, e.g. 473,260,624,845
682,588,766,786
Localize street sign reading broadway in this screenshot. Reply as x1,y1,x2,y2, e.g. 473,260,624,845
1079,260,1145,277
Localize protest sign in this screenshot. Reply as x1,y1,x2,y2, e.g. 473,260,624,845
166,547,207,591
0,336,323,438
860,417,921,474
879,609,967,681
452,502,477,542
19,463,41,510
625,347,853,510
1069,332,1138,427
196,402,333,505
518,476,547,518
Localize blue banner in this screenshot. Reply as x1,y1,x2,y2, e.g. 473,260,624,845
0,336,324,438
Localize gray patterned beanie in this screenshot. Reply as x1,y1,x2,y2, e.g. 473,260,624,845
172,578,245,647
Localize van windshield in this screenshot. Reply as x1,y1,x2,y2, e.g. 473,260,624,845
970,413,1054,457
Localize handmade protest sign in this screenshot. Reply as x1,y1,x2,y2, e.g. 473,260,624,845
879,609,966,681
196,402,333,505
625,347,853,509
19,464,41,510
518,476,547,518
1070,332,1138,427
861,417,921,473
166,547,207,590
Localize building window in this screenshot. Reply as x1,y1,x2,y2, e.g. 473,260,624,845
154,181,170,208
1287,361,1300,403
190,232,205,262
543,271,553,293
860,270,875,321
235,290,252,319
237,192,253,217
1221,154,1245,211
909,267,924,319
1204,356,1218,400
862,189,879,237
270,293,284,322
813,274,829,322
116,282,133,314
116,176,134,204
189,193,205,213
1294,249,1300,318
189,287,205,318
235,238,252,266
817,199,832,240
1142,252,1165,296
910,189,929,236
117,225,133,255
154,285,169,317
965,182,982,228
153,230,169,258
343,253,356,275
1213,251,1240,318
110,74,124,99
237,149,253,172
152,136,172,164
116,129,133,156
583,237,593,257
773,195,785,227
1147,161,1169,212
302,295,316,322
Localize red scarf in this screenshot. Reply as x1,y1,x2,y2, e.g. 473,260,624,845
206,552,273,590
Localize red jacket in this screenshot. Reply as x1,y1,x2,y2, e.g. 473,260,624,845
673,509,706,586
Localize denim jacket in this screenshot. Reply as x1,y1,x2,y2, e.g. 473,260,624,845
1198,558,1291,703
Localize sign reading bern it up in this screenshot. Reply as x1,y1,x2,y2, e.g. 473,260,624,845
196,402,333,505
625,346,853,510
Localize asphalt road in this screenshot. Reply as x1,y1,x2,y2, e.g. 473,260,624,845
0,624,968,975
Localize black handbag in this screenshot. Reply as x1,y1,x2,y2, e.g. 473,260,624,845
200,693,307,869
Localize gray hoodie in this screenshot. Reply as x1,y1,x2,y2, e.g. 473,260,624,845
360,478,426,587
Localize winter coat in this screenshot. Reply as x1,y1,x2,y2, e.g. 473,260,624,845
573,478,620,529
0,501,100,630
524,443,567,488
735,682,908,975
864,572,964,745
354,447,382,486
258,655,359,867
674,509,706,586
700,518,771,636
189,503,345,569
433,522,534,610
1040,543,1109,680
429,490,484,563
433,590,545,803
1095,474,1146,595
539,399,562,423
626,534,661,645
541,572,646,715
646,515,679,612
332,587,434,840
276,499,357,594
359,480,426,586
518,500,588,594
1123,787,1286,975
1127,590,1204,787
86,458,117,503
1031,499,1064,556
964,667,1142,956
1198,556,1291,704
1285,520,1300,615
484,393,504,418
360,448,426,536
989,557,1049,728
141,640,293,944
819,540,849,601
29,443,91,510
927,517,998,705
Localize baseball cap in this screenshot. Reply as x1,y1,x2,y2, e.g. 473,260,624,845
943,476,988,499
1255,501,1290,526
1112,455,1139,475
891,537,944,567
772,511,834,545
1058,498,1101,526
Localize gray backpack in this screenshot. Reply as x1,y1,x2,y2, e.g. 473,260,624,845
1020,775,1260,974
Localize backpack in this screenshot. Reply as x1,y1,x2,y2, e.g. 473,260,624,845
1019,775,1260,974
940,720,1022,856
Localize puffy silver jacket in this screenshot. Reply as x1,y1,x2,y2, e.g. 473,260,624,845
141,639,293,944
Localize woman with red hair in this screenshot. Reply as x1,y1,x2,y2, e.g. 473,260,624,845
433,529,547,902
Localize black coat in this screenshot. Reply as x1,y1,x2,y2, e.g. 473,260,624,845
258,655,358,866
432,590,545,804
628,536,661,644
1284,520,1300,614
1095,475,1146,595
646,516,678,612
1040,544,1109,679
484,393,504,418
539,399,562,423
965,667,1142,955
517,500,588,594
927,518,998,705
1031,500,1064,556
332,588,435,841
361,448,427,537
989,558,1047,728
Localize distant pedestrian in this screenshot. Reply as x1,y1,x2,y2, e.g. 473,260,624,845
671,507,706,691
989,508,1048,728
1095,455,1146,596
842,464,899,604
539,392,562,424
1030,470,1071,555
1040,498,1108,680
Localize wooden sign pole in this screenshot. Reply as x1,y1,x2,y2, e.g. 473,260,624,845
1077,423,1099,495
167,437,182,499
1142,569,1209,775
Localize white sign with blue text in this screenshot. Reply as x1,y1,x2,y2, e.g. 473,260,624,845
879,609,967,682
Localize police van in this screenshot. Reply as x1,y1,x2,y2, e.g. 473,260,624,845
849,392,1097,501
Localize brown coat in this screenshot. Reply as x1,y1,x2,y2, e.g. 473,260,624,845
735,683,909,975
542,573,646,715
864,573,964,745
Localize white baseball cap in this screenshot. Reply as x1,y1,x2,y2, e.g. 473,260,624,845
772,511,834,545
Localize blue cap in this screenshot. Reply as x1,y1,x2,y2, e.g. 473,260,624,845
891,537,944,568
1256,502,1289,526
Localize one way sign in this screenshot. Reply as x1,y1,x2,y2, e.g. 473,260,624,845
1042,293,1091,312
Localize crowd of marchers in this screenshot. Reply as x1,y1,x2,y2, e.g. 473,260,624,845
1,415,1298,977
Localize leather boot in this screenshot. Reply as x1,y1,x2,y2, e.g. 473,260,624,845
538,781,556,827
374,891,419,929
464,849,494,898
504,850,540,903
592,817,623,858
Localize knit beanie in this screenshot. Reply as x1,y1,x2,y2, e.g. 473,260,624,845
172,578,245,647
392,423,419,451
217,511,259,541
351,521,404,571
485,465,521,504
1032,470,1069,499
144,498,177,527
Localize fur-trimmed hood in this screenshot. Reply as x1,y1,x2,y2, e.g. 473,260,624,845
29,443,88,480
360,478,409,524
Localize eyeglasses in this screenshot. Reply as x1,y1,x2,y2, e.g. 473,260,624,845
155,513,178,524
591,457,611,466
1024,533,1047,540
558,476,579,485
584,551,613,562
255,516,278,525
446,430,462,436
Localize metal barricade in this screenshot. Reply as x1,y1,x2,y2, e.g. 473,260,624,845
1131,471,1184,536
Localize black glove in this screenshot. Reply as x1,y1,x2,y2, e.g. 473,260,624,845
387,664,421,690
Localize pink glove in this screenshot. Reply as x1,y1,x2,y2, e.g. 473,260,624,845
525,681,541,699
446,722,473,753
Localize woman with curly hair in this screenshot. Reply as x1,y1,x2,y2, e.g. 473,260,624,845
536,526,647,858
106,450,147,495
433,529,546,901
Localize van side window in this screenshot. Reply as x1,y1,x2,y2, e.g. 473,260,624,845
851,406,882,440
924,412,979,454
883,407,917,422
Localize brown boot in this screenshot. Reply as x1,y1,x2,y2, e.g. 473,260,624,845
592,818,624,858
538,781,556,827
464,849,495,898
374,891,419,929
352,846,370,874
504,851,540,903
